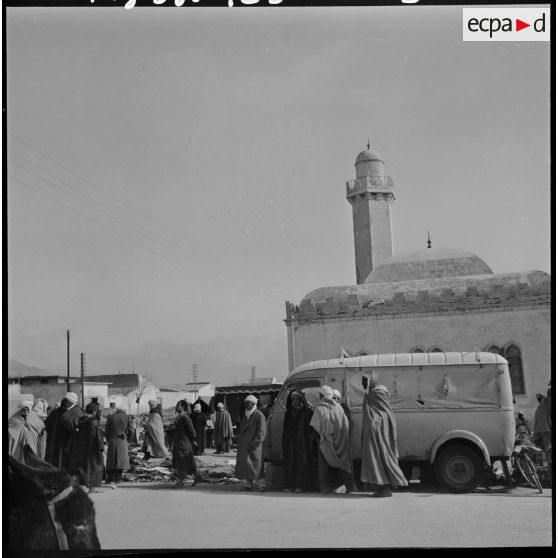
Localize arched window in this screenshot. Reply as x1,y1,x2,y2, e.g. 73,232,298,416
357,351,369,356
428,347,442,353
504,344,526,395
410,347,425,353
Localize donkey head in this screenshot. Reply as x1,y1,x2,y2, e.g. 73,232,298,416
9,445,101,550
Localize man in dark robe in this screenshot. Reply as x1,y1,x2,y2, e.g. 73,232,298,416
360,370,408,498
44,392,84,470
171,400,197,488
235,395,267,491
69,403,105,493
190,403,206,455
214,402,234,454
105,405,130,486
45,400,67,467
282,390,317,493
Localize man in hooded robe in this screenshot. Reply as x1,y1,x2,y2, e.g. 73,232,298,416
142,400,169,459
171,400,197,488
235,395,267,491
8,401,35,461
69,403,105,493
29,399,48,460
332,388,357,493
105,405,130,486
360,370,408,498
190,403,206,455
310,385,352,495
282,390,317,493
214,402,234,454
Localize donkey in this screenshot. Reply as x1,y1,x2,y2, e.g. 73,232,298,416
9,445,101,550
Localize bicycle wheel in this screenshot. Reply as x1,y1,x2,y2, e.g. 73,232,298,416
515,453,543,493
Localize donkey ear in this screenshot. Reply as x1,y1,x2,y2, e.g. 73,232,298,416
22,445,59,473
10,450,70,498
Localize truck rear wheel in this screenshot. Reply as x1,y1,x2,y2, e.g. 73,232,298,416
434,444,485,493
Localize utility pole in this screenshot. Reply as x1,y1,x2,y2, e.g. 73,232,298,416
80,353,86,408
66,329,71,392
192,363,198,400
251,366,256,385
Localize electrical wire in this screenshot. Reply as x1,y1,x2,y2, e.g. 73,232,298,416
8,132,289,297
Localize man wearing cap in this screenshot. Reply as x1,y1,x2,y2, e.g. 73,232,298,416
310,385,352,495
235,395,267,491
214,402,234,454
142,400,169,460
360,370,408,498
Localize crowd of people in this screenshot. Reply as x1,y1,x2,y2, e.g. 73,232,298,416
9,374,551,496
283,371,408,497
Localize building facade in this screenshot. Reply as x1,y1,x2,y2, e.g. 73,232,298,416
285,146,551,421
9,376,110,411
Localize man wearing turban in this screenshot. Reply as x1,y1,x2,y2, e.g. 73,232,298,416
44,392,84,470
234,395,267,491
309,385,352,494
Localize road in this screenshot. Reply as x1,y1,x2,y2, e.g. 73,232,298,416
91,475,553,549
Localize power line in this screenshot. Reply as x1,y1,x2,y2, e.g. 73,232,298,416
8,133,289,296
9,153,287,302
9,173,280,305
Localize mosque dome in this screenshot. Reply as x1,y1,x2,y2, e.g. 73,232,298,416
365,247,493,284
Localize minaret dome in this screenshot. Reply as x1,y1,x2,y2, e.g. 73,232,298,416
355,146,385,179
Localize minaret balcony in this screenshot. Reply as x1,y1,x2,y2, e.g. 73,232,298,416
346,176,395,200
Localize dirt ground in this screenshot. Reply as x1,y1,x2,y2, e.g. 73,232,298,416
91,448,553,550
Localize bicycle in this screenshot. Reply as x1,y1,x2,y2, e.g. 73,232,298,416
510,438,544,494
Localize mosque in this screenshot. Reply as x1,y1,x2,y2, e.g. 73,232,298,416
284,144,551,419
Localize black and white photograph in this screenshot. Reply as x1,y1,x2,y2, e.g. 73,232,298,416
6,0,553,552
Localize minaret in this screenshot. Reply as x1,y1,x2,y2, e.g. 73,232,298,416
346,142,395,284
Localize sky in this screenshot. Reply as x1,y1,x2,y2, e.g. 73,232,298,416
6,4,551,387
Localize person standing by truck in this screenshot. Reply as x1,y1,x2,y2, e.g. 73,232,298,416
360,370,408,498
309,385,352,495
282,390,317,493
235,395,267,491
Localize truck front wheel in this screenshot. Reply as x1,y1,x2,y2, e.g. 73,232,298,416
434,444,485,493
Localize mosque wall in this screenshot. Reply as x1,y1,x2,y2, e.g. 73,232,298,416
288,306,550,421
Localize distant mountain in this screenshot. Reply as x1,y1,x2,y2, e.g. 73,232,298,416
8,359,56,377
